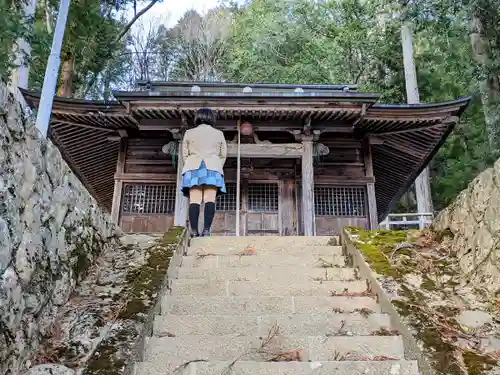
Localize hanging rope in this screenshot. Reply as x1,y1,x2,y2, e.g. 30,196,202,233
162,141,179,168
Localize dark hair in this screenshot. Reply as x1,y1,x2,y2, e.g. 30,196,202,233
194,108,216,126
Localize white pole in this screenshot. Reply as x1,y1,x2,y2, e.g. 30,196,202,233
35,0,71,137
401,21,434,215
235,121,241,236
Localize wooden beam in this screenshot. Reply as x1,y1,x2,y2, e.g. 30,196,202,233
227,143,303,158
352,103,367,126
375,122,447,136
363,138,378,229
113,173,176,183
314,176,375,184
314,123,354,133
118,129,128,138
365,135,384,145
174,140,188,226
383,139,427,159
111,138,127,225
52,120,116,133
301,136,315,236
138,118,356,133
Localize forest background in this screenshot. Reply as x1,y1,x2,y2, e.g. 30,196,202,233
2,0,499,212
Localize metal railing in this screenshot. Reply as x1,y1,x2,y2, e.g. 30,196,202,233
379,213,434,230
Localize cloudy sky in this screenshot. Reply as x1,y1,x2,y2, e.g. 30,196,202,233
130,0,239,28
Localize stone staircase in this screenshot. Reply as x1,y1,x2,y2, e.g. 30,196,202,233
134,236,420,375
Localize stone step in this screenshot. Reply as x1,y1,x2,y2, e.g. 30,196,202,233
154,312,392,337
187,244,343,257
135,360,420,375
175,265,357,282
162,296,381,315
170,279,368,297
144,335,406,363
190,236,337,252
180,254,346,268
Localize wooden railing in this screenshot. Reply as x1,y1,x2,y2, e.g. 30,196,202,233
379,212,434,230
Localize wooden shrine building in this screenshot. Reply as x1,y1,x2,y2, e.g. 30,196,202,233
21,82,469,236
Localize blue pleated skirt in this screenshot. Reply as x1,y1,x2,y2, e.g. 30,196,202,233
181,161,226,198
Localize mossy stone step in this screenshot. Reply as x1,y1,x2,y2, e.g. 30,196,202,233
190,236,337,252
186,245,343,257
154,312,392,337
135,360,420,375
144,335,406,362
161,295,381,315
180,254,346,268
169,278,367,297
175,265,357,281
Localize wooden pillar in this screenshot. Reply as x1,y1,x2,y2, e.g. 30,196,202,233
111,138,127,225
363,138,378,229
279,179,296,236
301,136,315,236
174,141,188,226
241,178,248,236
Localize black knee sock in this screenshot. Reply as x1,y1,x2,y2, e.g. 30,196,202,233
203,202,216,232
189,203,200,234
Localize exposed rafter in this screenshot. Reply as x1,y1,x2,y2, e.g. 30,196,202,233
20,87,470,219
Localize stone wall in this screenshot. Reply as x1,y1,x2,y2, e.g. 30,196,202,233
0,83,120,374
25,228,185,375
433,158,500,297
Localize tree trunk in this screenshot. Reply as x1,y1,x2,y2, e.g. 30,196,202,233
470,13,500,155
9,0,37,90
58,52,76,97
45,0,53,34
103,66,112,101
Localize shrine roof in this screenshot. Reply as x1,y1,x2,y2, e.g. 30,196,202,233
20,85,470,220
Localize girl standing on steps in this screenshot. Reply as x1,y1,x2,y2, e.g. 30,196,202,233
180,108,227,237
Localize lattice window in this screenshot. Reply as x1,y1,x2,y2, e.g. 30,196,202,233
248,183,278,212
216,183,238,211
314,186,366,217
121,184,176,215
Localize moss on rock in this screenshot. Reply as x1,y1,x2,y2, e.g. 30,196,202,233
83,226,185,375
345,227,406,279
347,227,499,375
463,351,497,375
83,327,137,375
119,226,184,320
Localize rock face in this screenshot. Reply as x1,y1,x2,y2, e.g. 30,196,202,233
433,158,500,296
30,229,184,375
32,234,161,370
0,84,119,374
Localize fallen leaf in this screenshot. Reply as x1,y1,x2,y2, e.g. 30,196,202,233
269,348,304,362
238,248,257,256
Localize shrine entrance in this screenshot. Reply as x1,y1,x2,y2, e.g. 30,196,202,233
211,180,281,236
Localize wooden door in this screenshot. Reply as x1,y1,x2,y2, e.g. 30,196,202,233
119,183,176,233
314,185,369,235
211,182,239,236
245,182,280,236
211,181,282,236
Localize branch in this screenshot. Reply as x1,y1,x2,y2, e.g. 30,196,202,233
45,0,53,34
115,0,159,42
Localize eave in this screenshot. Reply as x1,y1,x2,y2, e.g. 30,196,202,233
20,88,471,220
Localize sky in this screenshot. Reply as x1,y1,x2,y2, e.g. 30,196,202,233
130,0,230,28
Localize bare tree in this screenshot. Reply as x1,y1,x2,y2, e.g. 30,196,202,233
172,7,234,81
129,15,175,82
